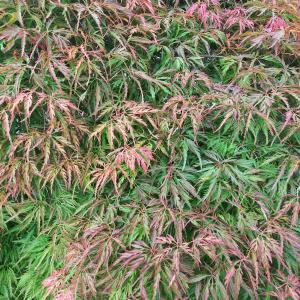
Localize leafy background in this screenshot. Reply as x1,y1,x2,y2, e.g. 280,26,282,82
0,0,299,299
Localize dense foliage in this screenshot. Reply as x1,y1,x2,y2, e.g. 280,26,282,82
0,0,299,299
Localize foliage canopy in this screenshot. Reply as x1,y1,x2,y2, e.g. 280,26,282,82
0,0,299,299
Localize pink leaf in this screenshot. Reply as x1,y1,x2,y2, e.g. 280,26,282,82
265,16,286,32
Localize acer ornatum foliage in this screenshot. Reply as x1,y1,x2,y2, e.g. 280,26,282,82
0,0,299,299
265,16,287,32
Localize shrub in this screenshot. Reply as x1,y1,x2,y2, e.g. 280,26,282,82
0,0,299,299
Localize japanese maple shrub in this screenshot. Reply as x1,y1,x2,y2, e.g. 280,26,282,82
0,0,299,299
